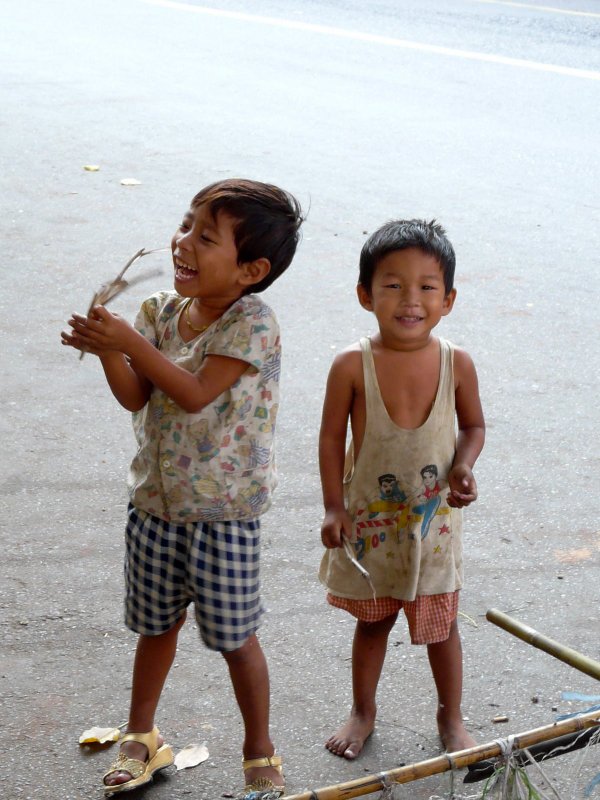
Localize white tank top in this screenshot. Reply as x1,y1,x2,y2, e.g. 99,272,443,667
319,337,463,600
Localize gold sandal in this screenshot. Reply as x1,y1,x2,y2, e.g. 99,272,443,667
103,726,174,795
241,754,285,799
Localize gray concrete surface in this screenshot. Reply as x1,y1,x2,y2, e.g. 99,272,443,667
1,0,599,798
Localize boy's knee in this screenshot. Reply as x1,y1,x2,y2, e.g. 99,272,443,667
220,633,259,662
357,612,398,636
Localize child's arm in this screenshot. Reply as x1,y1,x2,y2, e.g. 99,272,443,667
320,352,355,548
63,306,249,413
448,348,485,508
62,316,152,411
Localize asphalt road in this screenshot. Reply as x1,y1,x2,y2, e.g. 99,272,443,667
2,1,599,798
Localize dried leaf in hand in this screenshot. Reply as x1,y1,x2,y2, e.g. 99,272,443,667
78,246,167,361
174,743,209,771
79,725,120,745
120,178,142,186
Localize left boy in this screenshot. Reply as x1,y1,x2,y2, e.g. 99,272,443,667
62,179,303,797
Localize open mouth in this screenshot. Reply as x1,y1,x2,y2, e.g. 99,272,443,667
396,315,423,325
174,256,198,281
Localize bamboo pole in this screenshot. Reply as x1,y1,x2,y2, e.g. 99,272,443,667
284,710,600,800
486,608,600,681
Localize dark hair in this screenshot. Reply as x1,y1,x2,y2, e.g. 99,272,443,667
420,464,438,478
378,473,397,485
359,219,455,295
191,178,303,293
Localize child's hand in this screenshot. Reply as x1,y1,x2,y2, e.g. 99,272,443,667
321,508,353,548
61,306,138,356
447,464,478,508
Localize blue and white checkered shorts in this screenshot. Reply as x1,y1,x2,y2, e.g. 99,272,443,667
124,504,263,652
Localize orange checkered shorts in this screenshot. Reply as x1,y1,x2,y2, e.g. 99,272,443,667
327,591,459,645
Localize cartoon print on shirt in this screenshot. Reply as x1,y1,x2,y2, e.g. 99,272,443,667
367,473,408,516
411,464,444,540
354,464,452,562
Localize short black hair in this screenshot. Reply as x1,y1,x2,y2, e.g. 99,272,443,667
192,178,304,293
359,219,455,295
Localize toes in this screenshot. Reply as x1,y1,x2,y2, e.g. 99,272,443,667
104,771,133,787
326,737,354,757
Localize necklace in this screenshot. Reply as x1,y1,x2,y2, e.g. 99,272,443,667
184,299,210,334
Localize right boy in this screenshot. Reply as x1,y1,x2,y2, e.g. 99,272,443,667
318,219,485,760
62,179,303,796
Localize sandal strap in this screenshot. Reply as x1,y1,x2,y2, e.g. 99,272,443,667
242,754,283,773
120,726,160,760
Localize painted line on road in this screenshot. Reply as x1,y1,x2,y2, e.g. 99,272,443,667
140,0,600,81
471,0,600,20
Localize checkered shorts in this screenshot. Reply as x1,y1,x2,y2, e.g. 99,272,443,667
327,591,459,645
124,504,263,652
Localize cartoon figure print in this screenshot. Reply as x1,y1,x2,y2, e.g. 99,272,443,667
364,465,451,541
367,473,407,516
411,464,447,539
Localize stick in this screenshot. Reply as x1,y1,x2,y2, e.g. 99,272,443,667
342,535,377,604
78,246,168,360
486,608,600,681
283,710,600,800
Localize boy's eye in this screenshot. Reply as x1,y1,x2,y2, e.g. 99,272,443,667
199,234,214,244
384,283,400,289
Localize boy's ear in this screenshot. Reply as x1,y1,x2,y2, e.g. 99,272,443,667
240,257,271,287
442,288,457,316
357,283,373,311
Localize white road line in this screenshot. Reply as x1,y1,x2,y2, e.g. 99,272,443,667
471,0,600,20
140,0,600,81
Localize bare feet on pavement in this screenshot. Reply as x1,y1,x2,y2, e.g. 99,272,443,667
437,709,477,753
325,712,375,759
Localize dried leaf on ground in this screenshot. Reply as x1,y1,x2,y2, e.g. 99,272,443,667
83,165,100,171
79,725,120,745
174,743,210,771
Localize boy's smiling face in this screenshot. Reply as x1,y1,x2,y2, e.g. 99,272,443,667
171,204,248,303
357,247,456,349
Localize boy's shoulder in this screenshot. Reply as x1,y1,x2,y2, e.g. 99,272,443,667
220,293,279,333
442,338,475,364
437,339,479,394
230,292,276,319
328,340,364,378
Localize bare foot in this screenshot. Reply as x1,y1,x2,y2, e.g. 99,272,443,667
325,712,375,759
103,734,164,788
437,709,476,753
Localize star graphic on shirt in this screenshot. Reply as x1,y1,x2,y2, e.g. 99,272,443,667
439,524,451,535
386,551,395,559
433,545,442,554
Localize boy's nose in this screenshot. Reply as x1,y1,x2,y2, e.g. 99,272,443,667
176,230,193,249
400,291,419,305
